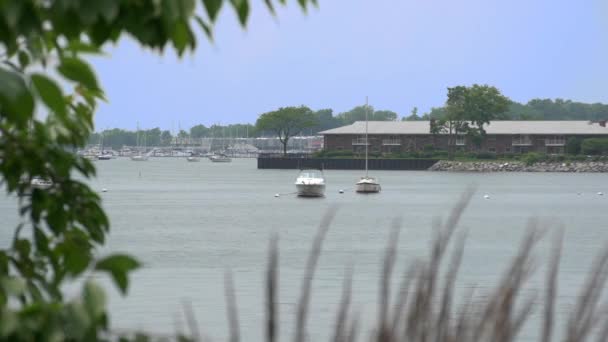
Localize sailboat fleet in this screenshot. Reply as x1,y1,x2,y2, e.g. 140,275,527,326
84,99,382,198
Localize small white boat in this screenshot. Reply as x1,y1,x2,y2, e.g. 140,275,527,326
295,169,326,197
209,154,232,163
98,153,112,160
186,156,200,162
355,96,381,194
31,177,53,190
130,155,148,161
356,176,381,193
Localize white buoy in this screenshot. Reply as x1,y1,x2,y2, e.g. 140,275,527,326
101,188,108,192
274,194,280,198
339,189,344,194
483,194,490,199
598,192,604,196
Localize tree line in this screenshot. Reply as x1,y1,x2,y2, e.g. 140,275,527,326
405,98,608,121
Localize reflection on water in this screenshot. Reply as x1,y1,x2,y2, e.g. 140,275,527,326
1,158,606,341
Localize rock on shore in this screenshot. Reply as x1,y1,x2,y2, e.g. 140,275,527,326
428,160,608,172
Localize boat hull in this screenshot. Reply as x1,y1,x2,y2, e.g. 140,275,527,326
296,183,326,197
356,182,382,193
210,157,231,162
131,156,148,161
186,157,200,162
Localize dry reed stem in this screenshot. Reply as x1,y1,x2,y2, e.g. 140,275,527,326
266,234,279,342
332,265,353,342
565,245,608,341
377,218,401,342
182,300,201,342
542,228,563,342
293,204,338,342
224,270,240,342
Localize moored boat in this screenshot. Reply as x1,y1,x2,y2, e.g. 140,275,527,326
356,176,381,193
355,96,381,194
295,169,326,197
31,177,53,190
209,153,231,163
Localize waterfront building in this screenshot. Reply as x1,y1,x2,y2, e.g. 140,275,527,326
320,121,608,155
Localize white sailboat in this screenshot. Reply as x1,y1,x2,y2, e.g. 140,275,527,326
295,169,326,197
356,97,381,193
131,125,149,161
97,132,112,160
31,177,53,190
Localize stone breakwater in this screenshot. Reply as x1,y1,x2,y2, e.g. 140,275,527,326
429,160,608,172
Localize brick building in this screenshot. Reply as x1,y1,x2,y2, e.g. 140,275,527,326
320,121,608,155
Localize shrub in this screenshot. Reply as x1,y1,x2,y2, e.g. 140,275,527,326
475,152,497,159
500,152,519,160
581,138,608,155
522,152,545,165
566,137,583,155
422,144,435,152
314,150,354,158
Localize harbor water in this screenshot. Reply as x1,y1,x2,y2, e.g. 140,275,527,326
1,158,607,341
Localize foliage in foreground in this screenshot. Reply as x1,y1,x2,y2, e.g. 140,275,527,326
0,0,315,340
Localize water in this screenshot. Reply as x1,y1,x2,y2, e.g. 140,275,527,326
1,158,607,341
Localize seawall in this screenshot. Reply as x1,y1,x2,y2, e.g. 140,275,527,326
429,160,608,172
257,158,439,170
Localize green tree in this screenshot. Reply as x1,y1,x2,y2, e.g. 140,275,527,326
565,137,582,155
145,127,161,146
161,130,173,146
190,124,209,138
311,108,340,133
435,85,510,159
337,105,397,124
256,106,317,156
581,138,608,155
403,107,421,121
0,0,314,339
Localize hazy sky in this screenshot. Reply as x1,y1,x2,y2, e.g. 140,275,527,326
91,0,608,131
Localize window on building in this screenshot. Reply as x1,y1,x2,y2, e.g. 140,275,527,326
455,135,466,146
488,147,496,153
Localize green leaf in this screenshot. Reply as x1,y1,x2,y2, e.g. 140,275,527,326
31,74,67,117
264,0,276,15
0,67,35,123
18,51,30,69
57,57,100,91
99,0,120,22
202,0,223,22
83,281,106,320
171,21,190,54
65,302,91,339
230,0,249,26
195,15,214,40
0,277,26,296
0,309,18,338
95,254,140,294
67,41,103,55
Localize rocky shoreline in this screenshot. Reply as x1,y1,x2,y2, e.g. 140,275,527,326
429,160,608,172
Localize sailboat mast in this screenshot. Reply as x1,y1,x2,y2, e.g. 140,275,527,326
365,96,369,178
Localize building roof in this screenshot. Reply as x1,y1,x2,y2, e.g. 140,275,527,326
319,121,608,135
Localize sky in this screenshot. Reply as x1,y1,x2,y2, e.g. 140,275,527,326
91,0,608,131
